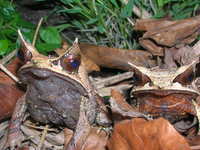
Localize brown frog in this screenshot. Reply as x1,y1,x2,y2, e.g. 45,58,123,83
128,61,200,133
5,30,111,149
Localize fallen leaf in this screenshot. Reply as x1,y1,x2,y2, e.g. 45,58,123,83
135,15,200,56
0,57,24,121
109,89,148,121
143,15,200,47
107,118,191,150
134,18,176,31
79,43,156,70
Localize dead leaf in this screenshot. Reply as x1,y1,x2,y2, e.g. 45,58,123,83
107,118,191,150
139,39,164,56
0,57,24,121
79,43,156,70
143,15,200,47
164,39,200,69
136,15,200,56
64,128,74,147
187,135,200,149
109,89,148,121
134,18,176,31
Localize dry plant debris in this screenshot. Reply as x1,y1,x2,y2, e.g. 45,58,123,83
2,15,200,150
107,118,191,150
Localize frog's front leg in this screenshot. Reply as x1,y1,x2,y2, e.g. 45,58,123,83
4,94,27,150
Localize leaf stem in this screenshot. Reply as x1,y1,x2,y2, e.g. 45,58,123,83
32,17,44,46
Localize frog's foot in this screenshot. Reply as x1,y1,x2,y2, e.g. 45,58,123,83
4,131,24,150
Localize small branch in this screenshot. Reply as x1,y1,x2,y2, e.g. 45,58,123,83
0,49,19,83
94,72,133,89
37,124,49,150
32,18,44,46
24,122,57,132
97,84,132,97
0,64,20,83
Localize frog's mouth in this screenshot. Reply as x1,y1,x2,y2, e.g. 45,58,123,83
132,89,198,121
18,67,88,96
128,60,200,124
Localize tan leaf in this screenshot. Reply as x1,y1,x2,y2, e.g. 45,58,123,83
135,18,176,31
79,43,156,70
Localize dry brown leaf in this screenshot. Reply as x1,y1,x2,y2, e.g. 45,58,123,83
0,84,23,121
164,39,200,69
134,18,176,31
78,127,108,150
79,43,156,70
64,128,74,147
0,58,24,121
135,15,200,56
143,15,200,47
82,55,100,72
139,39,164,56
109,89,148,121
107,118,191,150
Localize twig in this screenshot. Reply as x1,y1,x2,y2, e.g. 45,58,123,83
0,18,44,83
0,64,20,83
0,49,19,82
24,122,57,132
97,84,132,97
127,18,135,26
37,124,49,150
32,18,44,46
94,72,133,89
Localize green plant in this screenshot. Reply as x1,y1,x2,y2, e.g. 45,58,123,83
0,0,62,57
50,0,139,49
136,0,200,19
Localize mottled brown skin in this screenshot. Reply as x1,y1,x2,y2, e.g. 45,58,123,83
18,67,88,129
5,31,111,150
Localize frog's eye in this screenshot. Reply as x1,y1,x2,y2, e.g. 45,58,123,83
60,54,81,72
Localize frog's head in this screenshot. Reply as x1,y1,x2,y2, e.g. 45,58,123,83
128,58,200,95
17,30,86,91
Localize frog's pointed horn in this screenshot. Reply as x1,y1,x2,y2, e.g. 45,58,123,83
58,38,81,72
128,62,150,75
128,62,151,85
173,58,199,84
66,38,80,56
18,30,37,62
